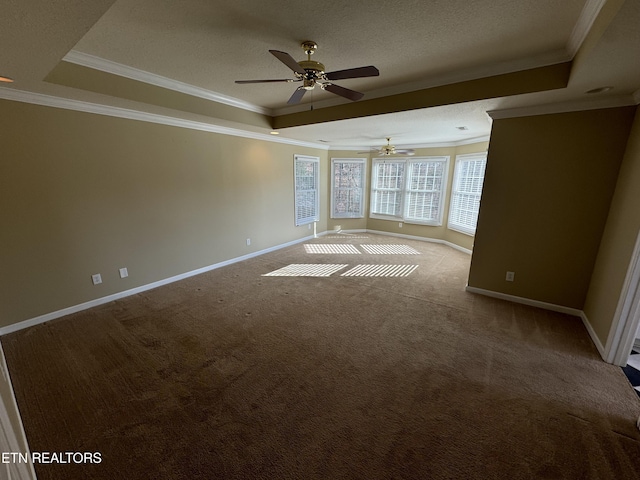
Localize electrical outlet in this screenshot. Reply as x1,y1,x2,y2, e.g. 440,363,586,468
91,273,102,285
246,238,251,246
399,222,403,228
506,271,515,282
119,267,128,278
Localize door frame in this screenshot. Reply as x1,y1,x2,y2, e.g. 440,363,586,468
0,341,37,479
605,228,640,366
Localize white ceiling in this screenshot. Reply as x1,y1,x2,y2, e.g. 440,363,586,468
1,0,639,149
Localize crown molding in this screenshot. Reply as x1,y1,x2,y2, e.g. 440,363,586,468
329,135,490,151
567,0,607,57
63,50,273,116
401,136,491,149
487,94,636,120
0,87,327,150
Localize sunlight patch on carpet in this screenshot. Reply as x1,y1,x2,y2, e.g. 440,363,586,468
304,244,361,254
263,264,349,277
341,264,419,277
360,245,420,255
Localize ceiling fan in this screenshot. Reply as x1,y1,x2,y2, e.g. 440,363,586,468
235,41,379,105
360,138,415,156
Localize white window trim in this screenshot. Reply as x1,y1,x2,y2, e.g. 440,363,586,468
294,154,320,226
369,156,449,226
447,152,487,236
330,158,366,219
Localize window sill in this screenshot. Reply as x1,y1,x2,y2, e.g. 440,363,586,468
369,214,442,227
447,225,475,237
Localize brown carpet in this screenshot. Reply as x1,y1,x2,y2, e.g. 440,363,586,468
2,233,640,479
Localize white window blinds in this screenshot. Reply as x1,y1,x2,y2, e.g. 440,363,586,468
294,155,320,226
405,161,445,222
371,161,405,217
448,153,487,235
370,157,448,225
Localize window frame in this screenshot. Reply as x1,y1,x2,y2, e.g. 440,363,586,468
370,156,449,226
330,158,366,219
447,152,487,236
294,154,320,226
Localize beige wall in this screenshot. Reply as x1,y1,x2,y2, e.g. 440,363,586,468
12,92,636,335
584,107,640,345
468,106,636,309
334,142,488,251
0,99,327,327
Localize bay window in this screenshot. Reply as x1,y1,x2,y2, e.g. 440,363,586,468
370,156,448,225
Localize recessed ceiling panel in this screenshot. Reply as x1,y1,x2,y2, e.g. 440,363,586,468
71,0,586,110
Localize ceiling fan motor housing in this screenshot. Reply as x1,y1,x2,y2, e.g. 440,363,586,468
298,41,325,87
297,59,326,89
298,60,325,74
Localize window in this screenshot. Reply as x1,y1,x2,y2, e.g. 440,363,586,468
331,158,365,218
294,155,320,226
371,161,405,217
370,157,448,225
447,152,487,235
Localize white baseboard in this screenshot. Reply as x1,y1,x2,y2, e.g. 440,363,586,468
0,230,534,338
0,230,617,365
464,286,583,316
3,229,468,336
365,229,472,255
0,233,319,337
465,286,609,360
328,228,368,235
579,311,606,359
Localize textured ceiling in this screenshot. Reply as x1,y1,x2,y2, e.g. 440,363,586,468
73,0,585,110
1,0,639,148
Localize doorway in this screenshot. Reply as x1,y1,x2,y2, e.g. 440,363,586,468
605,228,640,367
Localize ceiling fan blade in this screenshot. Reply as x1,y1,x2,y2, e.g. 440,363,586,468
287,87,307,105
235,79,296,84
324,83,364,101
395,150,416,156
269,50,306,75
325,66,380,81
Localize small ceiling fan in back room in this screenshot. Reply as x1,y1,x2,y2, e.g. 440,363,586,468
235,41,379,105
360,138,415,156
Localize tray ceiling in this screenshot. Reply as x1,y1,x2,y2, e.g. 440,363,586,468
1,0,639,148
